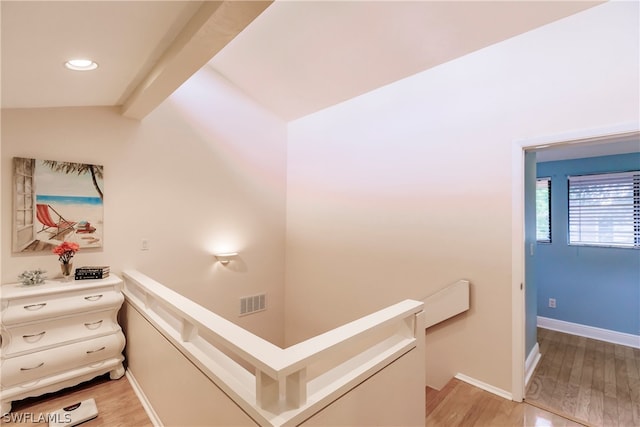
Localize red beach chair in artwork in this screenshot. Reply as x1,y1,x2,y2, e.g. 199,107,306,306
36,204,76,238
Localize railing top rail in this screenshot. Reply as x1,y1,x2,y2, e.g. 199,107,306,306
123,270,283,374
281,299,423,374
122,270,422,377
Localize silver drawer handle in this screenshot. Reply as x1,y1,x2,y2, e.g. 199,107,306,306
23,303,47,310
23,331,46,339
20,362,44,371
84,294,103,302
84,320,103,329
86,346,106,354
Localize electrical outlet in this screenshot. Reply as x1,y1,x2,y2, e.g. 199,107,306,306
141,239,150,251
548,298,556,308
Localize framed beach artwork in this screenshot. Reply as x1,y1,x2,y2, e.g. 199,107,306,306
12,157,104,253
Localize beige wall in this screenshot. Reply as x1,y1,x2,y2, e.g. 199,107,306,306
284,1,639,392
1,66,288,346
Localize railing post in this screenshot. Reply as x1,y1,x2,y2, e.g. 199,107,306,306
400,313,416,339
256,370,279,410
143,291,156,310
180,318,197,342
285,368,307,408
255,368,308,410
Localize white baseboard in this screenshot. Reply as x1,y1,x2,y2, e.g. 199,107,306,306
538,316,640,349
524,343,541,387
454,373,512,401
125,369,163,427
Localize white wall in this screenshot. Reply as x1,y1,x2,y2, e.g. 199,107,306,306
285,1,639,392
1,66,288,345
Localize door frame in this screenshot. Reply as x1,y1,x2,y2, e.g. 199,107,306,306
510,122,639,402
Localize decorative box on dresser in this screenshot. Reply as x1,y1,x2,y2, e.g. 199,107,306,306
0,275,126,415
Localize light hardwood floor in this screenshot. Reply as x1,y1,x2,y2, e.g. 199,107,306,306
1,374,152,427
2,360,616,427
426,378,584,426
526,328,640,427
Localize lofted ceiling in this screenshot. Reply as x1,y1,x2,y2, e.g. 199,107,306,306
5,0,634,161
2,0,605,122
208,0,604,121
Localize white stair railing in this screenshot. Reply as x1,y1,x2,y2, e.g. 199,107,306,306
122,270,424,426
421,279,470,328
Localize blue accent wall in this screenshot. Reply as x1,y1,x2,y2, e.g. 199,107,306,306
525,151,538,355
536,153,640,336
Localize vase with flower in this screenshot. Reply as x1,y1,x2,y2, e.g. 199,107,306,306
53,241,79,281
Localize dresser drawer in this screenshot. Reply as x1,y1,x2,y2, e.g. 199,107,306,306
1,332,125,388
2,288,123,325
2,309,121,357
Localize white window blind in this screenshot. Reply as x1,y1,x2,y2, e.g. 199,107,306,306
536,178,551,243
568,171,640,248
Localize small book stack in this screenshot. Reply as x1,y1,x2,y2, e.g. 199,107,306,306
75,266,110,280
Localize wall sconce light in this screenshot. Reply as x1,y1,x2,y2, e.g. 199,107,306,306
215,252,238,265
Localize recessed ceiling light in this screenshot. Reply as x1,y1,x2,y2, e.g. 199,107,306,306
64,59,98,71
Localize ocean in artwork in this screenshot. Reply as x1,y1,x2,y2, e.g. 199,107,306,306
36,195,103,206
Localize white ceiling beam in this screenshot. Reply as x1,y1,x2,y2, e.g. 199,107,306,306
121,0,272,120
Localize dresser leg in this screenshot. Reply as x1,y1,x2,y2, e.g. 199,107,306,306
1,400,11,416
110,364,125,380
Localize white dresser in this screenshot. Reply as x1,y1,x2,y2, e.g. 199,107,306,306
0,275,126,415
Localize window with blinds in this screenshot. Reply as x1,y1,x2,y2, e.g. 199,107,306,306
568,171,640,248
536,177,551,243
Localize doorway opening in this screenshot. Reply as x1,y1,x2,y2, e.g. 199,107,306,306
513,125,639,425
